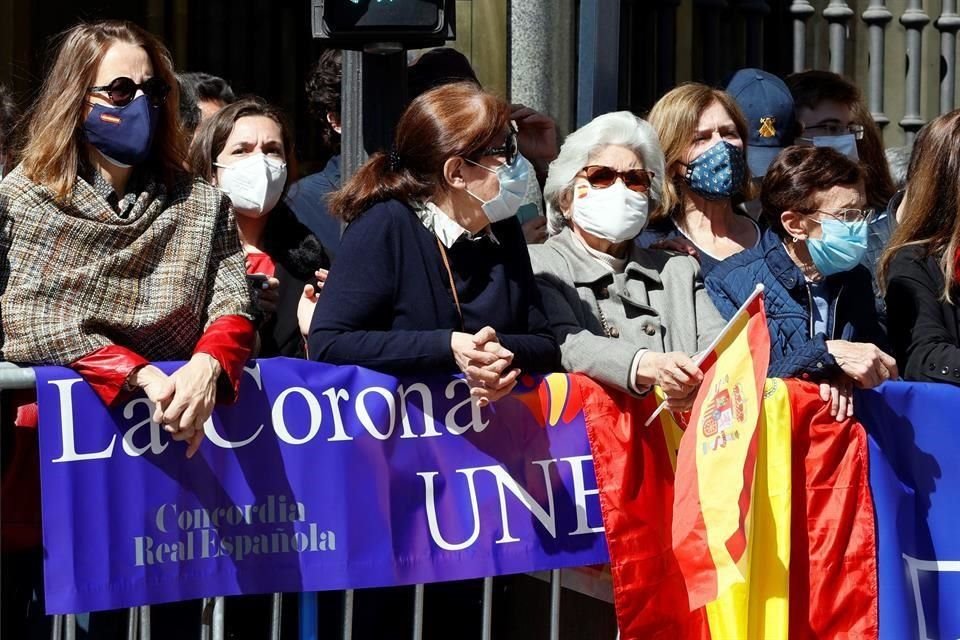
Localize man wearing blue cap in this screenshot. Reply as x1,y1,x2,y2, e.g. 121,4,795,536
725,69,798,220
726,68,798,180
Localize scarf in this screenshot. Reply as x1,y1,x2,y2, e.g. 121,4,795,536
0,165,254,365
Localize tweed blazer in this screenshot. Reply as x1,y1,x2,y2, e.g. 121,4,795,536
0,166,253,365
530,227,725,393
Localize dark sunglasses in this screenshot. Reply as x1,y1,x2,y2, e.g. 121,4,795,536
580,165,655,193
88,76,170,108
476,127,519,165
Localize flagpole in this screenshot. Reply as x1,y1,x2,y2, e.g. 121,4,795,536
643,283,765,427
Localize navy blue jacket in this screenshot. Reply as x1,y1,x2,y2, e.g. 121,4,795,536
705,228,888,381
308,199,559,375
285,155,342,260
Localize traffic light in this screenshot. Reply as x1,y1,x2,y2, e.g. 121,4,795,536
311,0,456,48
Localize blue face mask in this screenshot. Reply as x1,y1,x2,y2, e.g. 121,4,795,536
465,155,532,223
806,217,869,276
683,140,746,200
82,95,159,167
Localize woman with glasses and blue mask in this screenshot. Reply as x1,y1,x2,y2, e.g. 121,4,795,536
637,83,761,276
706,146,895,420
531,112,725,410
306,82,558,405
786,71,898,308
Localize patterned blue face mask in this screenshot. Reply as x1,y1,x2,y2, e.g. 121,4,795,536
806,218,869,276
683,140,746,200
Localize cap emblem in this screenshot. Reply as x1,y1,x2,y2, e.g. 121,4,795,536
758,117,777,138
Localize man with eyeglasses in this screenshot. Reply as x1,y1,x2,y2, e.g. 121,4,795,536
786,70,899,314
705,146,895,422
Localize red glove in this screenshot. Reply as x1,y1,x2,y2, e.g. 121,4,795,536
193,315,256,403
69,345,150,407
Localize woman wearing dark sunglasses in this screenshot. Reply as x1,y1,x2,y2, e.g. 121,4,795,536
532,112,725,409
1,20,256,455
307,82,558,404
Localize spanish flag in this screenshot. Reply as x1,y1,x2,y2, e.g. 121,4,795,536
672,285,770,610
582,284,878,638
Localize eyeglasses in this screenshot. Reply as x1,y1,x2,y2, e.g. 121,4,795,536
88,76,170,108
578,165,655,194
802,123,865,140
476,127,518,165
809,207,876,224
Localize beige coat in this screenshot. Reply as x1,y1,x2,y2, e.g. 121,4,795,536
529,227,725,393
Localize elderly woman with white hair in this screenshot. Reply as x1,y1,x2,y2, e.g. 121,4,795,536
529,111,725,406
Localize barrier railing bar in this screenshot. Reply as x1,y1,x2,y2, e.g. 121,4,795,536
481,577,493,640
139,605,151,640
271,593,283,640
549,569,561,640
64,614,76,640
342,589,354,640
412,584,425,640
127,606,140,640
51,614,63,640
0,362,36,389
200,598,212,640
212,596,225,640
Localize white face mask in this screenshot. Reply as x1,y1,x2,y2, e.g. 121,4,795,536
215,153,288,218
572,181,649,243
464,155,533,224
808,133,860,162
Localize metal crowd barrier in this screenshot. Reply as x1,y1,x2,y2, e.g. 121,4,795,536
41,575,572,640
0,363,603,640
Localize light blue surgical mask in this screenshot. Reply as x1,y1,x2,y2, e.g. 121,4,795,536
806,133,860,162
465,155,532,223
806,217,869,276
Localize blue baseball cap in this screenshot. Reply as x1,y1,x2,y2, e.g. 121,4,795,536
725,68,797,177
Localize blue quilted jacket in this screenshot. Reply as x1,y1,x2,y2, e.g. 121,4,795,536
705,229,888,381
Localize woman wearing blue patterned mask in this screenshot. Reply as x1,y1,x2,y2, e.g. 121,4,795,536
705,146,895,421
638,84,761,276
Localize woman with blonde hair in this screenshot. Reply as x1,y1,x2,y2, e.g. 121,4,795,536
532,111,724,407
0,20,256,454
881,109,960,385
638,83,760,275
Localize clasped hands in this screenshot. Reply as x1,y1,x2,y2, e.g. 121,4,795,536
129,353,222,459
820,340,899,421
451,326,521,407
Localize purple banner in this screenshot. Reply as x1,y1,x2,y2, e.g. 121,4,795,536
36,359,608,614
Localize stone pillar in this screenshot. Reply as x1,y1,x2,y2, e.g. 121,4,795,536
510,0,576,135
862,0,893,129
900,0,931,144
936,0,960,114
790,0,816,72
823,0,855,75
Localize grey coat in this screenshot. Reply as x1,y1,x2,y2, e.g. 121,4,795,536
529,228,725,393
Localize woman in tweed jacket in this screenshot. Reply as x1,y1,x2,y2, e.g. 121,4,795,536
530,112,725,410
0,21,256,458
